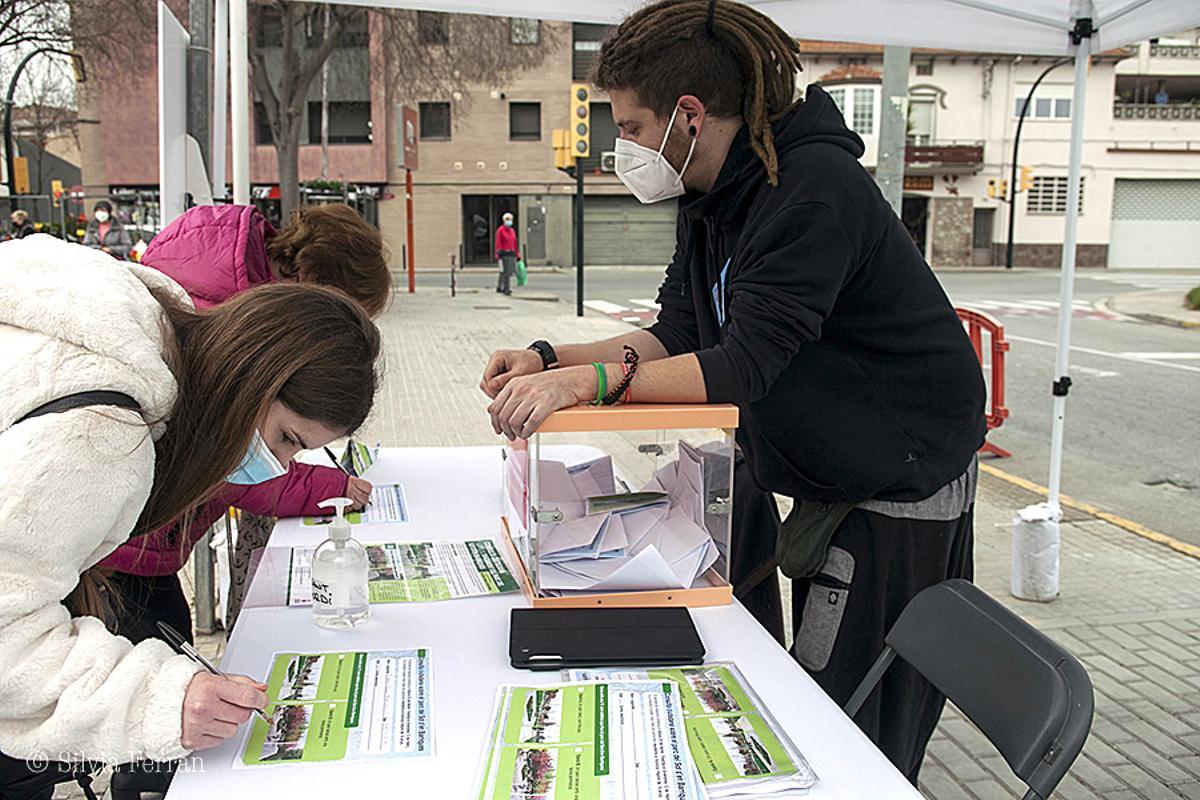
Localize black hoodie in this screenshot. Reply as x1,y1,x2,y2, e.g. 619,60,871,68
648,86,986,504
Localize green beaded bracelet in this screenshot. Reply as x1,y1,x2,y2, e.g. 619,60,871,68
590,362,606,405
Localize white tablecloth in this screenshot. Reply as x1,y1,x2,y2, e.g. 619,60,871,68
166,446,921,799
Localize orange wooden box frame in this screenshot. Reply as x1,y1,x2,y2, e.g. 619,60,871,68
500,403,738,609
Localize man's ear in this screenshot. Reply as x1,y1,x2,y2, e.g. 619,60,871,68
677,94,707,138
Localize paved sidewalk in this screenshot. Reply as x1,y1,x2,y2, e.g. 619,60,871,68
161,289,1200,800
1112,289,1200,330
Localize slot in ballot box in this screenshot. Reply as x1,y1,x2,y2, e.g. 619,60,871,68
501,404,738,608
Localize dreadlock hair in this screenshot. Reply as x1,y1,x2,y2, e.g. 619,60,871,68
593,0,802,186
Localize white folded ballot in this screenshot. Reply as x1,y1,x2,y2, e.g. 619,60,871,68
534,447,722,594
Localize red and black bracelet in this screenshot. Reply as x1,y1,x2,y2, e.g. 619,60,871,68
602,345,639,405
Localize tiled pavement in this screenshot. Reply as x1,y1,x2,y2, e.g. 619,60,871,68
65,286,1199,799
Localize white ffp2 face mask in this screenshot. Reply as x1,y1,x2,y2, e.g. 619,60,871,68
614,105,696,204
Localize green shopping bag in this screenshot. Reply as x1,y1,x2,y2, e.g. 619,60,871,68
515,259,528,287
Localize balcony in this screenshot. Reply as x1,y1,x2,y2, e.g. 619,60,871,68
1149,43,1200,59
904,142,984,175
1113,103,1200,121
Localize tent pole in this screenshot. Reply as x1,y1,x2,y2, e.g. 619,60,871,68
230,0,249,205
1046,25,1093,516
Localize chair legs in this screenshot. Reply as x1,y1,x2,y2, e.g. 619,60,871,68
843,645,898,718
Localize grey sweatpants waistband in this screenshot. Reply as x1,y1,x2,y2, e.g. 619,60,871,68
856,454,978,522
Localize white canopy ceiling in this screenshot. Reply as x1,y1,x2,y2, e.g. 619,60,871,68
324,0,1200,56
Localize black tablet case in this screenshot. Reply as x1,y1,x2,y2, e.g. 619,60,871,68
509,607,706,671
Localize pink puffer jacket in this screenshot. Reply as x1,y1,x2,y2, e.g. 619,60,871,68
139,204,277,308
100,205,348,576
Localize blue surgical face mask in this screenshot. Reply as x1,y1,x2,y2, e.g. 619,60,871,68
503,220,512,228
226,429,288,485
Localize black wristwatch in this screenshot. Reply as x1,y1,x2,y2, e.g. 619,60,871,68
527,340,559,371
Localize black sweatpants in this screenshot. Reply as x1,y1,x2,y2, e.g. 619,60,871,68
728,454,785,646
791,506,975,782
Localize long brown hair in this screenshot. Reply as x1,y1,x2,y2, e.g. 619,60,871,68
71,283,381,616
592,0,803,186
266,204,392,317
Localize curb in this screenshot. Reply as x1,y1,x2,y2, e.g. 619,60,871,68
1108,294,1200,330
978,463,1200,561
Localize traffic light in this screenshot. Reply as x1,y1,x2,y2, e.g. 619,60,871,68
570,83,590,159
1000,179,1009,199
987,179,997,199
1020,165,1035,193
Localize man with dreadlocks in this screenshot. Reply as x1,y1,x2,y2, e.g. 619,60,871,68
481,0,985,782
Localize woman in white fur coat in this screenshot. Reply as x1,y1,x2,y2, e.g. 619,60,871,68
0,235,381,795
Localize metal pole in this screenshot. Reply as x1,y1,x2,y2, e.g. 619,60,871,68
1006,59,1069,269
230,0,250,205
877,46,911,216
406,168,416,294
211,0,228,199
187,0,213,172
575,166,585,317
4,48,69,199
1046,33,1092,515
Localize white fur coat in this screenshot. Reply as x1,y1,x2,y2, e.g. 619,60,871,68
0,235,201,764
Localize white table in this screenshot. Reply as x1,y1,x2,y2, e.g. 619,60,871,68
167,446,921,799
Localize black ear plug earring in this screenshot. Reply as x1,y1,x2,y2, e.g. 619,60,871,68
688,125,697,137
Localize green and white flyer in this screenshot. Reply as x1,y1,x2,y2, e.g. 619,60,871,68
238,648,431,766
285,540,519,606
302,483,409,526
568,664,817,797
475,681,706,800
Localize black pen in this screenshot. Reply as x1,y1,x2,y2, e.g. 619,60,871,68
324,445,371,506
156,621,272,724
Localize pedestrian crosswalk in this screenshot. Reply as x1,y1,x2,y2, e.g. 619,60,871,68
584,297,1128,324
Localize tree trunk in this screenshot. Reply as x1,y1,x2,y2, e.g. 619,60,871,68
276,113,304,221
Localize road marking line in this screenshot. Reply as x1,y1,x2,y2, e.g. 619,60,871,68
1002,301,1053,310
1120,352,1200,360
1074,366,1120,378
1008,334,1200,374
979,463,1200,561
630,298,660,308
1025,300,1061,308
583,300,629,314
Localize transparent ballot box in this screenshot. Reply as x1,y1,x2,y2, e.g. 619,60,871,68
501,404,738,608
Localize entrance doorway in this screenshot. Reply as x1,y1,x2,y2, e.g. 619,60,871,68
972,208,996,266
462,195,518,265
902,196,929,258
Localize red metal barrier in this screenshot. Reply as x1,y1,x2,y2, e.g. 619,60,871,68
956,307,1011,458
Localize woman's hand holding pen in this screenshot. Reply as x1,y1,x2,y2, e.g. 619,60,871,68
181,673,268,750
346,476,373,510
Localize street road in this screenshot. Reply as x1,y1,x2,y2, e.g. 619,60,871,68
443,265,1200,544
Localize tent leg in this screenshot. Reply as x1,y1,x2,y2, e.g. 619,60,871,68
230,0,249,205
1046,40,1091,515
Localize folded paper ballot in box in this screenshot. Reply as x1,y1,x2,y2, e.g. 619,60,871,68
500,404,738,608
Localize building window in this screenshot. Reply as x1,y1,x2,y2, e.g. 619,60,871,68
1027,176,1085,215
418,11,449,45
306,8,369,48
509,102,541,141
255,9,284,48
915,61,934,76
254,102,273,145
573,23,612,81
307,102,372,144
908,94,936,145
825,85,878,136
1014,91,1071,119
419,101,451,140
510,18,539,45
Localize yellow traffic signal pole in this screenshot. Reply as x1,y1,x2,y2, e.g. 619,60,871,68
1005,58,1070,269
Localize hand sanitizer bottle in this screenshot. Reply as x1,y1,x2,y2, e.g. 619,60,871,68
311,497,370,629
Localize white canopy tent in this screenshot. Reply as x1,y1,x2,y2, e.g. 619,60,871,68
218,0,1199,525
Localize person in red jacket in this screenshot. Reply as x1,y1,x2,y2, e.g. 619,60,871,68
100,203,391,647
495,211,519,295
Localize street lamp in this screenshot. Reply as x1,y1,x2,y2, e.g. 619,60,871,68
3,48,84,200
1005,58,1070,269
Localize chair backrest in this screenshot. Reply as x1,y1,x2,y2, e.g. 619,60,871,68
886,579,1093,799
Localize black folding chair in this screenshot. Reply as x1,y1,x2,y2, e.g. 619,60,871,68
844,579,1093,800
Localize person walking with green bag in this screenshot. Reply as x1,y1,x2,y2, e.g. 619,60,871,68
495,212,519,295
